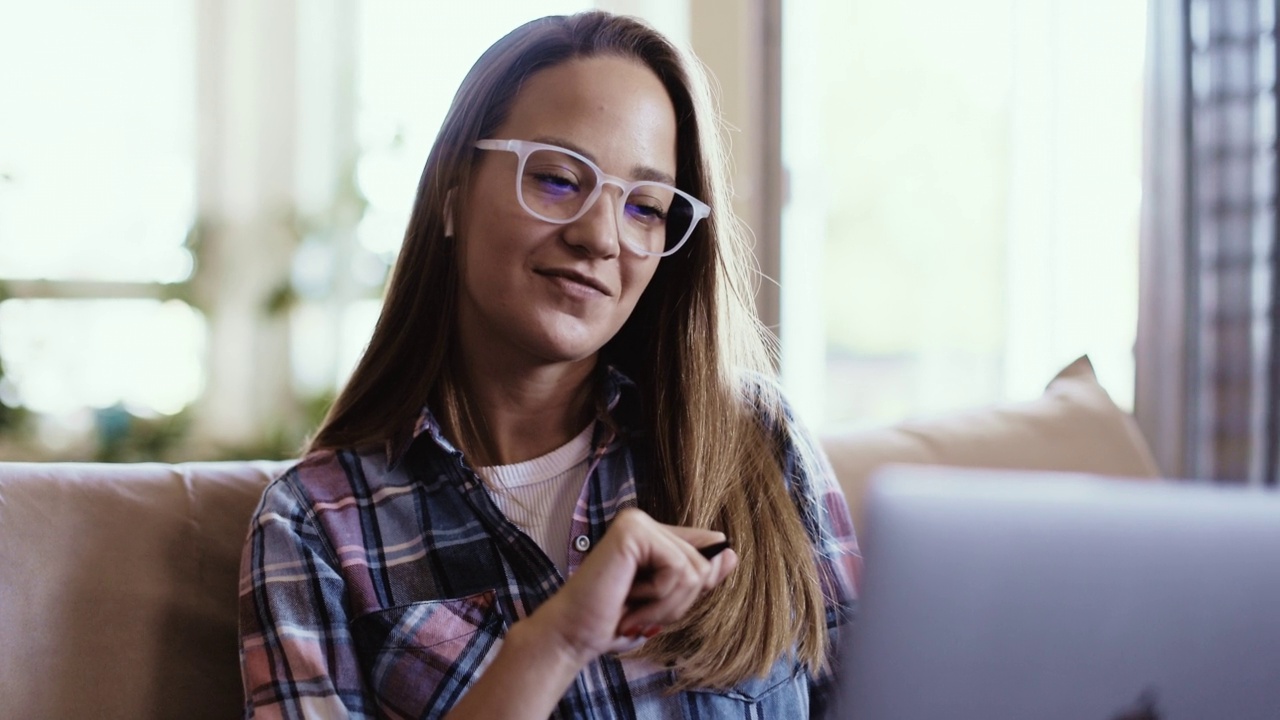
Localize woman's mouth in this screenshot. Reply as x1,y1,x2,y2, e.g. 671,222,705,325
536,268,613,297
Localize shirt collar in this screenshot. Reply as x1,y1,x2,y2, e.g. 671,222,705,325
385,364,639,470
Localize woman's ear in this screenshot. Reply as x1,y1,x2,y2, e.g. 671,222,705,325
444,189,456,238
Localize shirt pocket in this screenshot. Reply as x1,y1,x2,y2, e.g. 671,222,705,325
353,590,505,719
681,658,809,717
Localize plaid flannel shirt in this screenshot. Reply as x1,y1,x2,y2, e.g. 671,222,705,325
239,368,860,719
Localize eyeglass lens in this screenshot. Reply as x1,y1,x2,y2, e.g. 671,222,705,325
519,148,696,254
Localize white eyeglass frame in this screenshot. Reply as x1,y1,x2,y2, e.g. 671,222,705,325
474,138,711,257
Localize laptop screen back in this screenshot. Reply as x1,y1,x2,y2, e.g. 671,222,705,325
835,466,1280,720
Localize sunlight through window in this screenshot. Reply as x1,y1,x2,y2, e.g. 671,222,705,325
782,0,1146,429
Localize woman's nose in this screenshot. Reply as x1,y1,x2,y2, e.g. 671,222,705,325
562,188,623,258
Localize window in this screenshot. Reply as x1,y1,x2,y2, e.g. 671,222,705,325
780,0,1147,429
6,1,1137,459
0,0,200,450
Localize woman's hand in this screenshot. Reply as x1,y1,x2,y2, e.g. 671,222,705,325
526,508,739,667
445,509,736,719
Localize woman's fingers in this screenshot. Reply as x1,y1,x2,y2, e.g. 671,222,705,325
710,547,738,587
638,522,734,596
624,550,729,604
621,520,720,604
662,523,729,555
613,526,738,639
526,508,739,662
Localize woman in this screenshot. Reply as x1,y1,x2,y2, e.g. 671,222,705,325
239,10,859,719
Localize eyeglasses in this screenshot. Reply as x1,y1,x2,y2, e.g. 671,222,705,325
474,138,710,257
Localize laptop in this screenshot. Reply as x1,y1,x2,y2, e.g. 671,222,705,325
835,465,1280,720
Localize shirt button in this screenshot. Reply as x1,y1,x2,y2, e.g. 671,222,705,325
574,535,591,552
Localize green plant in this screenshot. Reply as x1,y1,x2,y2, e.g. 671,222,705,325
211,389,336,461
93,405,193,463
0,280,31,438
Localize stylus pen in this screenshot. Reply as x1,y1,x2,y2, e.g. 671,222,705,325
624,540,732,618
698,540,731,560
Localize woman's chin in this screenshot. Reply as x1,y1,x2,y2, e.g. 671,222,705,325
528,341,605,367
520,319,616,365
464,310,620,370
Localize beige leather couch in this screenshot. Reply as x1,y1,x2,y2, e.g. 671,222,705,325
0,357,1157,719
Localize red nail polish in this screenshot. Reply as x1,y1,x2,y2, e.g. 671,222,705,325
642,624,662,638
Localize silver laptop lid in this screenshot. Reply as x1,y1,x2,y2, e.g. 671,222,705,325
837,465,1280,720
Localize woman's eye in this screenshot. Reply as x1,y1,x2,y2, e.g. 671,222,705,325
529,171,580,195
625,200,667,224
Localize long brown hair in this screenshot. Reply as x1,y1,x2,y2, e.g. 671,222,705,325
310,11,827,689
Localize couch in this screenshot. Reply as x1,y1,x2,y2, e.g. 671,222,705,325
0,356,1158,719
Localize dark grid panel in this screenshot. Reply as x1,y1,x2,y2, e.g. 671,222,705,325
1186,0,1277,483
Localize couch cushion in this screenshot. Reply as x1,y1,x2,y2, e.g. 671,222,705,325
820,356,1159,524
0,460,290,720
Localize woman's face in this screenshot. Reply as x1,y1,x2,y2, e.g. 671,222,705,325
454,55,677,372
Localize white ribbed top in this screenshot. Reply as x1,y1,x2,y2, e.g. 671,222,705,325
479,424,594,577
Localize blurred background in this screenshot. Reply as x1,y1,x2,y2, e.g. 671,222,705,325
0,0,1145,462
